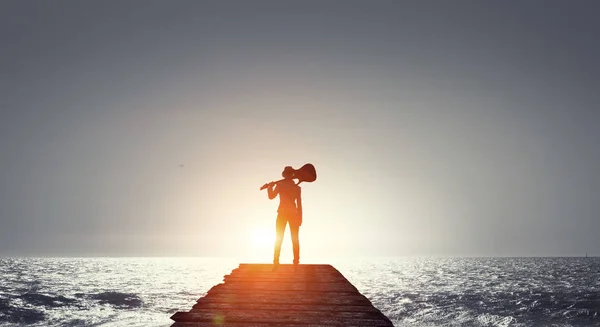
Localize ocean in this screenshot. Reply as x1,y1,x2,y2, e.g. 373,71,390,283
0,257,599,326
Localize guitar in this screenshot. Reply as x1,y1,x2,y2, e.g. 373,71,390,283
260,163,317,190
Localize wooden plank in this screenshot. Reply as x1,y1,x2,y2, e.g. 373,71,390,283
232,272,343,276
191,302,382,313
171,311,393,326
231,270,344,276
224,275,346,284
197,293,373,306
172,321,384,327
235,265,339,274
227,270,346,277
238,263,334,268
228,271,345,279
223,276,349,283
199,290,370,300
207,283,357,294
225,272,346,278
223,272,348,282
238,263,332,266
208,282,358,292
220,278,352,286
177,309,389,321
207,285,355,296
172,323,337,327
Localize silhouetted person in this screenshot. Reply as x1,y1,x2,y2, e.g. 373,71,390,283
266,166,302,267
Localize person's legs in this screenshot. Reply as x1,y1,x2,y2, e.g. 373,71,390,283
290,222,300,265
273,213,287,265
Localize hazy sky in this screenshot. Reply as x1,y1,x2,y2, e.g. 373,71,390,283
1,1,599,259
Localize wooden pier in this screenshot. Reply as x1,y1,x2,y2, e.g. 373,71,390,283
171,263,394,326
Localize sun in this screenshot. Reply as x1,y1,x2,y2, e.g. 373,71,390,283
251,227,274,247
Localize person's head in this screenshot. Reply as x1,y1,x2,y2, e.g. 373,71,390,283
282,166,295,179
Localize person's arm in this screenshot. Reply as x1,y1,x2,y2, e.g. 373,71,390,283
267,182,278,200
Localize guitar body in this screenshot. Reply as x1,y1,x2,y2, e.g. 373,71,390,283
260,163,317,190
295,163,317,184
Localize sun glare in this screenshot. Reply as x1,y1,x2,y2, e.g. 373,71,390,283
251,227,275,247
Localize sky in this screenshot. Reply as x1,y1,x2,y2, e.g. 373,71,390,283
1,0,599,259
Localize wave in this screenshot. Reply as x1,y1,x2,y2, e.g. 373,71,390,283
89,291,143,308
381,289,600,326
17,290,144,309
0,290,143,326
19,292,78,308
0,298,46,325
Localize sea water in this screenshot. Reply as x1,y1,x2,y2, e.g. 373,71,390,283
1,257,599,326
